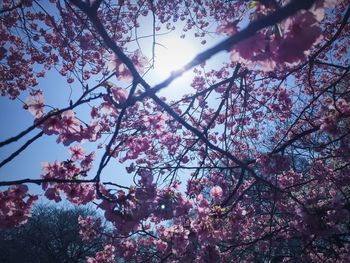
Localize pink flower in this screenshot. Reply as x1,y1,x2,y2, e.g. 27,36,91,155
232,32,266,61
231,11,322,69
210,186,223,201
273,11,322,64
25,90,45,118
41,110,84,146
86,245,115,263
60,110,81,133
155,240,168,252
81,152,96,171
69,144,85,161
111,87,128,103
216,20,239,35
57,110,83,146
44,187,61,202
41,115,62,135
78,215,101,241
64,183,96,205
108,50,147,82
0,185,38,229
124,137,150,160
139,170,154,186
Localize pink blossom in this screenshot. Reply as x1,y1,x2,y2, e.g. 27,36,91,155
41,115,62,135
123,137,150,160
78,215,101,241
86,245,115,263
210,185,223,201
108,50,147,82
63,183,96,205
231,11,322,69
138,169,154,186
25,90,45,118
69,144,85,161
216,20,239,35
60,110,81,133
121,240,137,259
273,11,322,64
143,113,168,136
57,110,83,145
155,239,168,252
44,187,61,202
0,185,38,229
111,86,128,103
81,152,96,171
232,32,266,61
41,110,83,146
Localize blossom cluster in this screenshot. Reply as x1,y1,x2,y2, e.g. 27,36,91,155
0,185,37,229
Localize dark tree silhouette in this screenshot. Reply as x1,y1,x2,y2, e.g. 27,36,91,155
0,205,104,263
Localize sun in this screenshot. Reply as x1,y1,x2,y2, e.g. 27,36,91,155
154,37,195,77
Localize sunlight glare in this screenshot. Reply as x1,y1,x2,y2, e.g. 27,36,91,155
155,37,195,76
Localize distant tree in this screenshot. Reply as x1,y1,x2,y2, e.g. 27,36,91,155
0,205,104,263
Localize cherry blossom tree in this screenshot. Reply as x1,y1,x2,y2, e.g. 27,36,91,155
1,0,350,261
